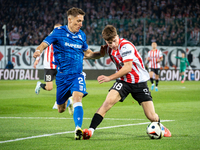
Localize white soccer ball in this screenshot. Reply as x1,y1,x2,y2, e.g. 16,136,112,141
146,122,164,139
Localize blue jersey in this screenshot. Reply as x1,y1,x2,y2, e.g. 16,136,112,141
43,25,88,75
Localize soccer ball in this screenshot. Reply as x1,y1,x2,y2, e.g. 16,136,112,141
146,122,164,139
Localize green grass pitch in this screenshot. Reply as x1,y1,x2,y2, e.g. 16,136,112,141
0,80,200,150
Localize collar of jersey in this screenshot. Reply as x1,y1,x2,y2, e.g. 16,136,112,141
66,25,79,35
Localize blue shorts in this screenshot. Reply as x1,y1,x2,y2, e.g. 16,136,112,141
56,72,88,105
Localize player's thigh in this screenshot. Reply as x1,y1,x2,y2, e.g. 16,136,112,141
149,71,154,77
97,89,121,116
105,89,121,106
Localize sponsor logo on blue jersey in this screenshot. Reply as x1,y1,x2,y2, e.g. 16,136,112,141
65,42,82,49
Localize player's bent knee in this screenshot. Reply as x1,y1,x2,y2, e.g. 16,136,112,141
57,106,66,113
46,87,53,91
58,108,65,113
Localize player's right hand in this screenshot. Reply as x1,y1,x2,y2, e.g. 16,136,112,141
33,50,41,58
100,45,107,56
97,75,111,84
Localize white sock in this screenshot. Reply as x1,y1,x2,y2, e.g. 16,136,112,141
89,128,95,135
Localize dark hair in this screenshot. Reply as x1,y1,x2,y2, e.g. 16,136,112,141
67,7,85,17
102,25,117,41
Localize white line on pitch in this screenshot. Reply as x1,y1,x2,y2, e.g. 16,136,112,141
0,120,174,144
0,117,145,121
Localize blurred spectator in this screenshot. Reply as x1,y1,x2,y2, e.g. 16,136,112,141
0,0,200,46
188,24,200,46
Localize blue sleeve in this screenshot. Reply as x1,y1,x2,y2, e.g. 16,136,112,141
43,29,58,46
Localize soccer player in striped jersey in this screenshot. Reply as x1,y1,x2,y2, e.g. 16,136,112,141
82,25,171,140
33,7,101,140
147,42,163,91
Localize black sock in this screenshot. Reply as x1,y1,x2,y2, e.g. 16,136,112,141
40,83,46,90
150,78,154,84
156,80,159,87
158,117,160,123
89,113,103,130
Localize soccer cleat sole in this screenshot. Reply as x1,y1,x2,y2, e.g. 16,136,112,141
75,128,83,140
35,81,41,95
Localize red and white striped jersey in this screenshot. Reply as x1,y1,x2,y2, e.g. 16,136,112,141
37,44,57,69
148,49,163,69
105,38,149,84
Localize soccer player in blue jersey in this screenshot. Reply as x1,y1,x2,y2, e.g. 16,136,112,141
33,7,100,140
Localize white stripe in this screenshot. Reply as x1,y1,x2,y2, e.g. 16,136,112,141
0,131,74,144
0,119,174,144
73,102,83,108
97,120,174,130
0,117,145,121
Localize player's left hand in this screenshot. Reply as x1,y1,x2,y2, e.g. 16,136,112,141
33,60,39,69
97,75,111,84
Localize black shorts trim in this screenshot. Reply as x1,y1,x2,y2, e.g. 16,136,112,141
109,80,152,105
44,69,57,82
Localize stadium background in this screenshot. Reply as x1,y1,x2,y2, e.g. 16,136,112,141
0,0,200,80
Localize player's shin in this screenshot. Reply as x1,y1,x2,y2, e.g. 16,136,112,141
89,113,103,130
73,102,83,128
40,83,46,90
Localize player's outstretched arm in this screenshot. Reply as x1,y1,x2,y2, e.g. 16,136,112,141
84,45,106,59
33,42,48,58
97,61,132,84
84,49,101,59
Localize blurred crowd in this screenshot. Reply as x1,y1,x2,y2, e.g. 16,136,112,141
0,0,200,46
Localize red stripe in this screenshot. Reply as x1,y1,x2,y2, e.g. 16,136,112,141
120,40,143,83
119,40,141,83
119,41,129,49
125,72,132,83
132,62,139,83
133,62,139,71
120,41,145,69
50,45,53,69
132,70,139,83
123,59,133,62
47,46,49,62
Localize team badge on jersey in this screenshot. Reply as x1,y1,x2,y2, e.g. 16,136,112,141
78,35,82,40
